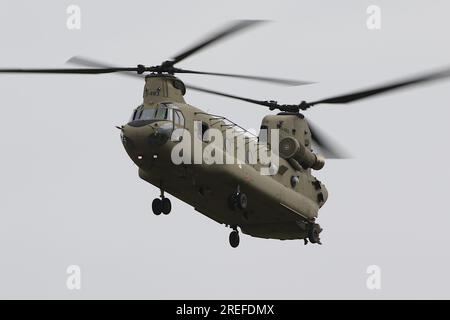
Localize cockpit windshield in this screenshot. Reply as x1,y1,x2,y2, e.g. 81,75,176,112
131,105,172,122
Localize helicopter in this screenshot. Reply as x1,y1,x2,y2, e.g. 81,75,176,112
1,20,450,248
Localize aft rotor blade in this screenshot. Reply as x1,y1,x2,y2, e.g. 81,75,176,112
185,84,275,108
308,67,450,107
307,119,349,159
170,20,266,66
175,68,313,86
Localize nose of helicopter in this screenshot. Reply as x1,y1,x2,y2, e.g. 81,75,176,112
120,121,172,155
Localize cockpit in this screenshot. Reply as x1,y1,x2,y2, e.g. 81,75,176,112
129,103,185,127
131,104,172,122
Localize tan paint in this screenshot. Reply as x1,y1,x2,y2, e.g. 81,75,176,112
122,75,328,241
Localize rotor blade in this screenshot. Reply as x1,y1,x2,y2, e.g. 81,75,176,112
175,68,313,86
68,56,311,86
185,84,275,108
0,67,140,74
66,56,145,79
171,20,266,66
308,67,450,106
187,83,349,158
67,56,114,68
307,119,350,159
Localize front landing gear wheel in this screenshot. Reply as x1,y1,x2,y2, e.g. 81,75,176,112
308,223,323,244
162,198,171,215
152,198,162,215
229,230,240,248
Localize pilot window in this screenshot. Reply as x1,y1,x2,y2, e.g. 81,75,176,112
155,107,171,120
131,105,172,122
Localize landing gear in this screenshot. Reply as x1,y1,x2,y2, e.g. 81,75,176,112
152,187,171,215
228,186,247,210
152,198,162,215
237,193,247,209
161,198,171,215
308,223,323,245
229,228,240,248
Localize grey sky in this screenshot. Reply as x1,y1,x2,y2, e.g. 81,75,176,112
0,0,450,299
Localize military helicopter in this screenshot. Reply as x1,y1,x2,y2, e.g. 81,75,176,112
2,20,450,248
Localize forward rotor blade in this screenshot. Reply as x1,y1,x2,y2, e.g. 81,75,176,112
0,67,140,74
185,84,274,108
67,56,114,68
175,68,313,86
308,67,450,106
171,20,266,66
66,56,145,79
307,119,350,159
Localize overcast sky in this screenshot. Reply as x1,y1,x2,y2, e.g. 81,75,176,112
1,0,450,299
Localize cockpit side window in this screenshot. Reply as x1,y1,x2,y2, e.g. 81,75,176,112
130,109,138,122
174,110,185,127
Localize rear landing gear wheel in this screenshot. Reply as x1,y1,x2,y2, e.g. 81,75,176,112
237,193,247,210
228,192,247,211
152,198,162,215
229,230,240,248
162,198,171,215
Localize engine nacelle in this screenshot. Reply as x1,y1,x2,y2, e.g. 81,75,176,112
279,136,325,170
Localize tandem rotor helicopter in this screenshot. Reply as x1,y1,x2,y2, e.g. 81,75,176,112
2,20,450,248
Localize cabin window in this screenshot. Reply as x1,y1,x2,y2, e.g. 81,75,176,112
259,125,269,144
196,121,209,141
202,122,209,142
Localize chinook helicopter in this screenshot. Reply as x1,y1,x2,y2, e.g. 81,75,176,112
1,21,450,248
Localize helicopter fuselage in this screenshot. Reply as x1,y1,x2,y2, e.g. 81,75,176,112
120,75,327,242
